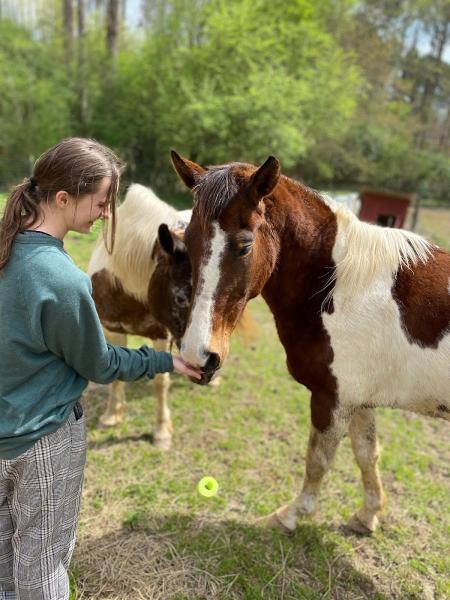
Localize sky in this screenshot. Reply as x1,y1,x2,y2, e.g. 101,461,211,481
126,0,142,29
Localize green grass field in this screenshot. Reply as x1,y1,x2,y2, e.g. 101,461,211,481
0,191,449,598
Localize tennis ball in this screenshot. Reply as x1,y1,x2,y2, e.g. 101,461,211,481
197,476,219,498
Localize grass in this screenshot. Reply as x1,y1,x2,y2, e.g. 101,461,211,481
1,190,449,598
67,209,448,599
71,294,450,600
410,206,450,249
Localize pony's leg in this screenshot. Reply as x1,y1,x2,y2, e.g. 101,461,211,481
152,338,173,451
262,411,349,533
347,409,386,534
99,330,127,427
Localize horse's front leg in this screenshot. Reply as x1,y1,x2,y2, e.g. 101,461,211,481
262,398,349,533
99,330,127,427
152,338,173,451
347,408,386,534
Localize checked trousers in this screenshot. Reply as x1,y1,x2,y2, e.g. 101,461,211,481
0,406,86,600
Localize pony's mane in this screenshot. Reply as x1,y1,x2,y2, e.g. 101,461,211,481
192,164,242,225
89,184,187,301
322,201,432,302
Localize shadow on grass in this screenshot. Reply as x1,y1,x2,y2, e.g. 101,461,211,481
72,513,387,600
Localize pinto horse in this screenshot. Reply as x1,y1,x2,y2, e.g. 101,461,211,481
88,184,192,450
171,151,450,533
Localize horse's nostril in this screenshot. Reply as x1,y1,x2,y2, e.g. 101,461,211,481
204,352,220,372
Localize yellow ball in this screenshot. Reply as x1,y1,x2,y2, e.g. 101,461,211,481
197,476,219,498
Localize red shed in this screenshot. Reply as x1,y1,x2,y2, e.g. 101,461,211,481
359,189,411,228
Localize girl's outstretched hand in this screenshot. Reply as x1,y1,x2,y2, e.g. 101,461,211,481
172,355,202,380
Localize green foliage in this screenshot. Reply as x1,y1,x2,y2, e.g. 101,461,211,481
0,1,448,202
0,20,74,183
90,0,361,190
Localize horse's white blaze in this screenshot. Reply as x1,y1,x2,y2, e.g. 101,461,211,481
323,227,450,415
181,223,226,367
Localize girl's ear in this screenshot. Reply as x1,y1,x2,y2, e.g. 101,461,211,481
171,150,207,189
54,190,70,208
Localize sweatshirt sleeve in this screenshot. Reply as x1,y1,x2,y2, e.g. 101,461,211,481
23,254,173,384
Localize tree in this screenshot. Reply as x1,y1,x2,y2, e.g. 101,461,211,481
62,0,74,57
106,0,120,57
0,20,74,183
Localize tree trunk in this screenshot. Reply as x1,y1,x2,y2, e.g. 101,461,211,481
416,20,449,147
77,0,88,128
62,0,74,58
106,0,120,58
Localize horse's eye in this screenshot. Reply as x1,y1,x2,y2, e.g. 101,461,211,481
238,245,252,257
173,290,189,307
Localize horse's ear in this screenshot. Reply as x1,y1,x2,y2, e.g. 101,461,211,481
248,156,280,203
171,150,206,190
157,224,186,258
158,224,175,255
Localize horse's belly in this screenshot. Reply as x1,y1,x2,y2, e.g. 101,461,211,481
322,290,450,412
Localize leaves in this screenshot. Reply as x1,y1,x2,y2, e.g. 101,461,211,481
0,0,448,202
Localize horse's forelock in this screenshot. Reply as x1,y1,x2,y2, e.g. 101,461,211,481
193,166,240,225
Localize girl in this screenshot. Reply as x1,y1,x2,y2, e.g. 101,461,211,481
0,138,200,600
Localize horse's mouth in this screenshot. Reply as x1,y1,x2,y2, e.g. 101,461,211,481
191,369,216,386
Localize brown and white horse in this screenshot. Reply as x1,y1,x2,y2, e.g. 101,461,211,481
171,151,450,533
88,184,193,450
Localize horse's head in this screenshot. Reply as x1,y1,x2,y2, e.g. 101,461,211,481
171,151,280,383
147,224,192,346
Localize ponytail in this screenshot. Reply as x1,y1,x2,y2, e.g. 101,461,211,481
0,178,41,271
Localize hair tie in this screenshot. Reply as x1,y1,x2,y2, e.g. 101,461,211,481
29,176,37,190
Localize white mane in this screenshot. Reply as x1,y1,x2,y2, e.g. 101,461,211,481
88,184,190,302
322,200,433,302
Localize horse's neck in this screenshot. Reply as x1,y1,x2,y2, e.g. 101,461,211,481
261,186,336,321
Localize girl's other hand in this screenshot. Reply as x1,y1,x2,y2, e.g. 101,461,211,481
172,356,202,380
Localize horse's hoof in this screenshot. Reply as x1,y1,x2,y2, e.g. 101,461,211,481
99,414,123,428
347,513,378,535
256,510,296,535
153,435,172,451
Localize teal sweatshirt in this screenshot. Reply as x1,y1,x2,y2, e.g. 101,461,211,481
0,231,173,459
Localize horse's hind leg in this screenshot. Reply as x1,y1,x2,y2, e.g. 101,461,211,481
152,338,173,451
99,330,127,427
347,408,385,534
261,406,349,533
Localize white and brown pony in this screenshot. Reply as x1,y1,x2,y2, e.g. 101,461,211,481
88,184,193,450
171,151,450,533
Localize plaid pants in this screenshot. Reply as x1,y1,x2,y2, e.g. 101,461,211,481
0,404,86,600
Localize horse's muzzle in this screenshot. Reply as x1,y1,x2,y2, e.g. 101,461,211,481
191,352,221,385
